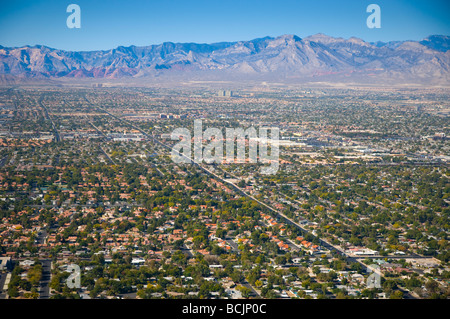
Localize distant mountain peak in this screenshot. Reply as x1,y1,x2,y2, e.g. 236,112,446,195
348,37,365,43
420,35,450,52
276,34,302,41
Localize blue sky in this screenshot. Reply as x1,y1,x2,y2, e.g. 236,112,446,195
0,0,449,51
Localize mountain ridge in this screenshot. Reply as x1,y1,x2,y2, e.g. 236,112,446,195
1,34,449,85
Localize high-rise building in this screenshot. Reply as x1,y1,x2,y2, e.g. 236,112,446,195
218,90,233,97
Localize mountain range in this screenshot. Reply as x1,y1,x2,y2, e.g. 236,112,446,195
1,34,449,85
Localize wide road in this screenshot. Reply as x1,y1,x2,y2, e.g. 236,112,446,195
0,272,8,299
38,259,51,299
99,146,116,165
39,97,60,142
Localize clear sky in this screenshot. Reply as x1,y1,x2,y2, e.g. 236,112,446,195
0,0,449,51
